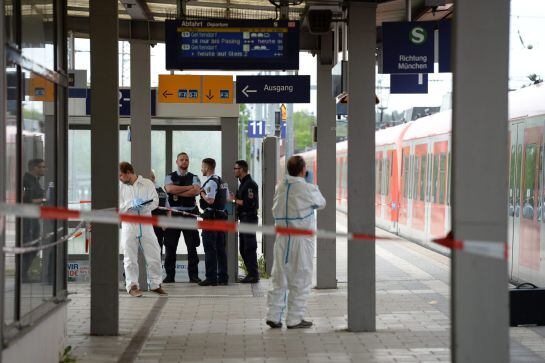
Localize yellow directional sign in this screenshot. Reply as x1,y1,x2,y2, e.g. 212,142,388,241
29,73,54,102
202,76,233,104
280,103,287,121
158,74,234,104
158,74,201,104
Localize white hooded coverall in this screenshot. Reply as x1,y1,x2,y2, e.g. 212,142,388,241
266,175,326,326
119,176,162,292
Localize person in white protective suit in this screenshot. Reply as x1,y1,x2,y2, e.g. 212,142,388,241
119,162,167,297
266,155,326,329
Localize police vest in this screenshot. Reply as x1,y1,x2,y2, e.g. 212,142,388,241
152,186,168,216
199,176,227,211
167,171,197,208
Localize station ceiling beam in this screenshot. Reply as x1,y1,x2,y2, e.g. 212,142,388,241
120,0,155,21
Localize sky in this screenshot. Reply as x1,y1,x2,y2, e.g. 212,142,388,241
74,0,545,117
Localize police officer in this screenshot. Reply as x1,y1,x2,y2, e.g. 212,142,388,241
231,160,259,283
163,152,202,283
198,158,229,286
150,170,168,251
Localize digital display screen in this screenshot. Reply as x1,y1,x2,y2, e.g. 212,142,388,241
165,19,300,70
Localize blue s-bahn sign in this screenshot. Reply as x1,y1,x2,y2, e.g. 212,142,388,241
236,75,310,104
382,21,435,74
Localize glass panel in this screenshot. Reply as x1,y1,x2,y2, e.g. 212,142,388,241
412,155,419,200
420,155,427,201
509,144,516,215
5,0,16,45
4,65,18,325
432,154,439,203
20,69,56,316
403,155,410,198
341,157,347,199
385,157,390,196
21,0,55,70
151,130,166,184
68,130,91,209
523,143,537,219
439,154,447,204
119,129,131,163
377,159,382,196
171,131,222,182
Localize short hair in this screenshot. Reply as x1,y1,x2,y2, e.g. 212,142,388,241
177,152,188,159
287,155,306,177
28,158,44,171
119,161,134,174
202,158,216,170
235,160,248,173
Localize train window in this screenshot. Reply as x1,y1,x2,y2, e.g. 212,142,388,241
419,155,427,201
432,154,439,203
509,145,516,202
403,155,410,198
522,143,537,220
412,155,419,200
384,158,390,196
439,154,447,204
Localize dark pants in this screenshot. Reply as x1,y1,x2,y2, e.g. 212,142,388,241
239,218,259,278
202,230,228,283
164,225,200,281
153,226,166,251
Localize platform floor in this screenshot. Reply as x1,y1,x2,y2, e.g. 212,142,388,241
66,213,545,362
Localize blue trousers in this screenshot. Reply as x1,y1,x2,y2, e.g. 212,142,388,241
202,230,228,283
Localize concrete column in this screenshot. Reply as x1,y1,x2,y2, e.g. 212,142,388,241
347,1,376,332
130,39,151,290
0,2,6,354
261,137,279,275
316,32,337,289
451,0,509,361
221,117,239,283
90,0,119,336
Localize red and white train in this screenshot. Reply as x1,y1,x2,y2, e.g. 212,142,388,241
300,83,545,286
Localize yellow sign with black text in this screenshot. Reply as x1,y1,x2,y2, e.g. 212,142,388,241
158,74,233,104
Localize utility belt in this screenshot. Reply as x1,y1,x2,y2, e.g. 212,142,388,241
201,208,228,221
171,206,199,218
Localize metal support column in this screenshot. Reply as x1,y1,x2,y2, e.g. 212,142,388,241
316,31,336,289
130,39,151,290
262,137,279,275
221,117,239,283
90,0,119,336
0,2,6,357
347,1,376,332
451,1,509,361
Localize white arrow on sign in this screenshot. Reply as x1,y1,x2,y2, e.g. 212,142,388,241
242,84,257,98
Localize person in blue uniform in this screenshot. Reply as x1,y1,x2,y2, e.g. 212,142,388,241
163,152,202,283
198,158,229,286
231,160,260,283
150,170,169,252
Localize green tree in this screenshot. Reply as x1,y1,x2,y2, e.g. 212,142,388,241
293,110,315,152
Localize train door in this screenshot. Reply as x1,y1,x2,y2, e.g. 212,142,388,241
375,150,383,220
508,123,524,281
411,143,428,238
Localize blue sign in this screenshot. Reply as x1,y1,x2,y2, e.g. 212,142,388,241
82,89,157,117
281,122,286,139
382,21,435,74
438,20,452,73
165,19,299,71
390,74,428,94
236,75,310,104
247,120,267,138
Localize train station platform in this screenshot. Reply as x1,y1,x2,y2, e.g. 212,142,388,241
64,213,545,363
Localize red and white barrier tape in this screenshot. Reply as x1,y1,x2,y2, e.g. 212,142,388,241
0,202,507,260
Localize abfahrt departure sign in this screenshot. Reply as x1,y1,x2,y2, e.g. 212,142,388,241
165,19,300,70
